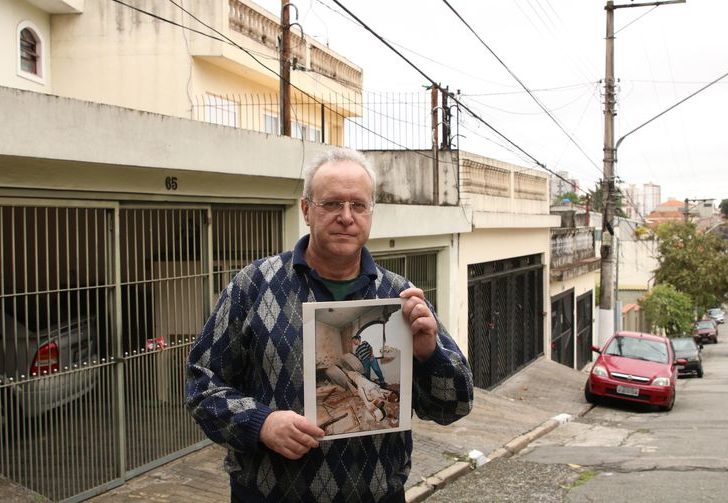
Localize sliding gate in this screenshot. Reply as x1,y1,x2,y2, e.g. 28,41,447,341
0,201,283,501
467,254,544,389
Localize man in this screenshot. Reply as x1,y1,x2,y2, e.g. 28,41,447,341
351,334,387,386
186,148,473,502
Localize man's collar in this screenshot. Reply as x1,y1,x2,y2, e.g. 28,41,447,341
292,234,378,279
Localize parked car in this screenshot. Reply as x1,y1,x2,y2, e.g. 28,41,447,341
1,300,99,419
707,307,725,324
692,319,718,344
671,337,703,378
585,331,686,411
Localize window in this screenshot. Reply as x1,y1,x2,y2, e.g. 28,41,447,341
293,121,322,142
20,29,39,74
264,114,279,135
374,251,438,310
17,22,45,82
203,94,238,127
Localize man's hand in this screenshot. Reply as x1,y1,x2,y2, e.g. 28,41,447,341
260,410,324,460
400,287,437,362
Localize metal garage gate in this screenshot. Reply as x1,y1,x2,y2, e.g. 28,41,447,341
551,290,575,368
467,255,544,389
576,291,594,370
0,201,283,502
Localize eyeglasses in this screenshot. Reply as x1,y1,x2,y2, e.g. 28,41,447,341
307,199,374,215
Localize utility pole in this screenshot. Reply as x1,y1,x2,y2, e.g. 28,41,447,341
599,0,617,346
431,85,440,204
598,0,685,346
441,86,451,150
279,1,292,137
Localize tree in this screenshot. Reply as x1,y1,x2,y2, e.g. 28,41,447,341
720,198,728,219
639,284,695,336
553,190,584,205
654,221,728,315
589,182,627,218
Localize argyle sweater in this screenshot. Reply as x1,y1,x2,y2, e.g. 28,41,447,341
185,235,473,502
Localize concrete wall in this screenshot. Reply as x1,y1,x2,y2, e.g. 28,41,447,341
459,151,550,215
617,238,657,291
0,87,470,330
44,0,352,124
457,227,551,358
364,150,459,206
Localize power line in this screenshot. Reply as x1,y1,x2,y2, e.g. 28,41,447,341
113,0,579,193
440,0,603,177
327,0,577,184
461,82,595,97
312,0,511,90
110,0,446,161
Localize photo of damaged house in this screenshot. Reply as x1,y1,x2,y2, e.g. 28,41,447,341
304,298,413,439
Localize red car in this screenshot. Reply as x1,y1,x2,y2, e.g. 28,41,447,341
692,319,718,344
585,331,686,411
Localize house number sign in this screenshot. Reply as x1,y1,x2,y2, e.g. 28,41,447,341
165,176,178,190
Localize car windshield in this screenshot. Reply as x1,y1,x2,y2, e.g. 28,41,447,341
604,335,668,364
671,338,696,351
708,309,722,315
696,321,714,329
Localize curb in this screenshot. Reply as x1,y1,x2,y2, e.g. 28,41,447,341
404,404,594,502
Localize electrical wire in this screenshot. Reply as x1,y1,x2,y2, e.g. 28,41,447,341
113,0,446,160
461,82,595,97
463,85,594,117
112,0,582,196
440,0,603,177
327,0,585,189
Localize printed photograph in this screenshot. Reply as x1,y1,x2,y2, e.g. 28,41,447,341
303,298,413,440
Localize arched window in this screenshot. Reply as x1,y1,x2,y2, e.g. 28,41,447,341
20,28,40,75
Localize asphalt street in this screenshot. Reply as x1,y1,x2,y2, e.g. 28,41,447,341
428,322,728,502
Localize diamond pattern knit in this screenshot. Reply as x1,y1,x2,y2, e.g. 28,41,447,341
186,235,473,502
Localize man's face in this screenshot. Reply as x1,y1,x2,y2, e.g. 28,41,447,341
301,159,374,263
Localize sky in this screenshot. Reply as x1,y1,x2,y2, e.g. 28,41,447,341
255,0,727,208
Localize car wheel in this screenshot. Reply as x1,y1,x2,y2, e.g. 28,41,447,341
584,383,599,405
697,366,704,378
659,391,675,412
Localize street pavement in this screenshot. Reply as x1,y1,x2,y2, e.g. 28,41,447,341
83,357,592,502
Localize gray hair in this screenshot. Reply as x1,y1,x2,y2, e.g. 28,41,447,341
302,148,377,201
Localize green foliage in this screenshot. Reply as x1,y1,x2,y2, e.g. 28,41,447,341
588,182,627,218
554,190,584,205
654,221,728,315
720,199,728,219
639,284,695,336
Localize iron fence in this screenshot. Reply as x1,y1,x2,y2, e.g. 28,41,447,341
192,90,452,151
0,201,284,501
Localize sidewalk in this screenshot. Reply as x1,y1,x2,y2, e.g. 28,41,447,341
89,357,591,502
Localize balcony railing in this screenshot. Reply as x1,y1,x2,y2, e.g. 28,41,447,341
550,227,596,270
228,0,362,88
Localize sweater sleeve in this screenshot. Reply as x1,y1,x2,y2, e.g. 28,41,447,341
411,303,474,425
184,273,272,453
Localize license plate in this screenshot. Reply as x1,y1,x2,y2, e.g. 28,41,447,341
677,365,685,370
616,385,639,397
